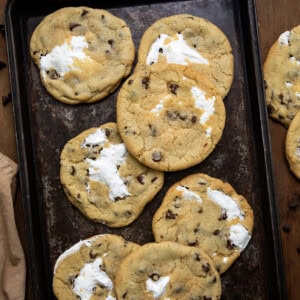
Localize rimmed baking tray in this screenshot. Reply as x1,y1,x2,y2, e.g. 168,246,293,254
5,0,287,298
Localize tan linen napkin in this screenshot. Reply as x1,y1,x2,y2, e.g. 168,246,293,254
0,152,26,300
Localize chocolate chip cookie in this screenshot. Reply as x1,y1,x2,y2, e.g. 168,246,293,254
30,6,135,104
136,14,234,99
60,122,164,227
53,234,140,300
263,25,300,127
286,110,300,179
152,173,254,273
117,63,226,172
115,241,222,300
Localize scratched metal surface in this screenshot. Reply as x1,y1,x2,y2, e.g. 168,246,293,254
7,0,278,298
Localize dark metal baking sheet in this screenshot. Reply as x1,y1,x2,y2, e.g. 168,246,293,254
5,0,287,298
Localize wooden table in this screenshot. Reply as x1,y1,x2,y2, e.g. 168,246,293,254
0,0,299,299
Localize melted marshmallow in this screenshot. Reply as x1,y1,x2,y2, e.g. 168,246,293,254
146,276,170,298
207,188,244,221
289,56,300,65
285,82,293,88
278,31,290,45
40,35,89,78
86,143,130,201
146,33,208,66
151,95,171,115
229,224,251,251
82,129,108,147
176,186,202,204
73,257,114,300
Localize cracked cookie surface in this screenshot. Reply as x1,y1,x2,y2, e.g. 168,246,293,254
115,241,222,300
263,25,300,127
286,110,300,179
117,63,226,172
152,173,254,273
53,234,140,300
30,6,135,104
136,14,234,99
60,122,164,227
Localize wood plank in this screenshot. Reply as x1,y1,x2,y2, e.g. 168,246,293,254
255,1,300,299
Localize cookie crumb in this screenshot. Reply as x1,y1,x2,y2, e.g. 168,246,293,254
282,224,292,232
0,60,6,70
2,93,11,106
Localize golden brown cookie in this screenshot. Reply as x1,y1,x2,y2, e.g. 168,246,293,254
60,122,164,227
286,110,300,179
117,63,226,172
115,241,222,300
136,14,234,99
152,173,254,273
263,25,300,127
53,234,140,300
30,6,135,104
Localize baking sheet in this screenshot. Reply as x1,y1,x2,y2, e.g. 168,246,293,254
5,0,287,298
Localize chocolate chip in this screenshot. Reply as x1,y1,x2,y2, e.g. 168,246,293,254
202,263,210,273
148,124,157,136
142,77,150,89
166,110,177,120
69,23,81,30
81,9,89,17
289,195,299,210
101,14,105,20
68,275,76,285
151,176,158,183
137,174,145,184
86,169,89,176
77,193,81,199
70,166,76,175
169,83,179,95
89,249,97,259
282,224,292,232
158,48,163,53
150,273,160,281
194,253,201,261
108,39,114,47
47,69,59,79
105,128,111,137
152,151,162,162
128,79,133,85
0,60,6,70
191,115,197,123
213,229,220,235
188,241,198,246
0,25,5,37
218,212,227,220
198,208,203,213
193,44,197,48
2,93,12,106
122,292,127,299
212,276,217,283
226,240,234,250
165,209,177,219
193,228,198,233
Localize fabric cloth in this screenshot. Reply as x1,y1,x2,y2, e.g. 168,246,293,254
0,152,26,300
